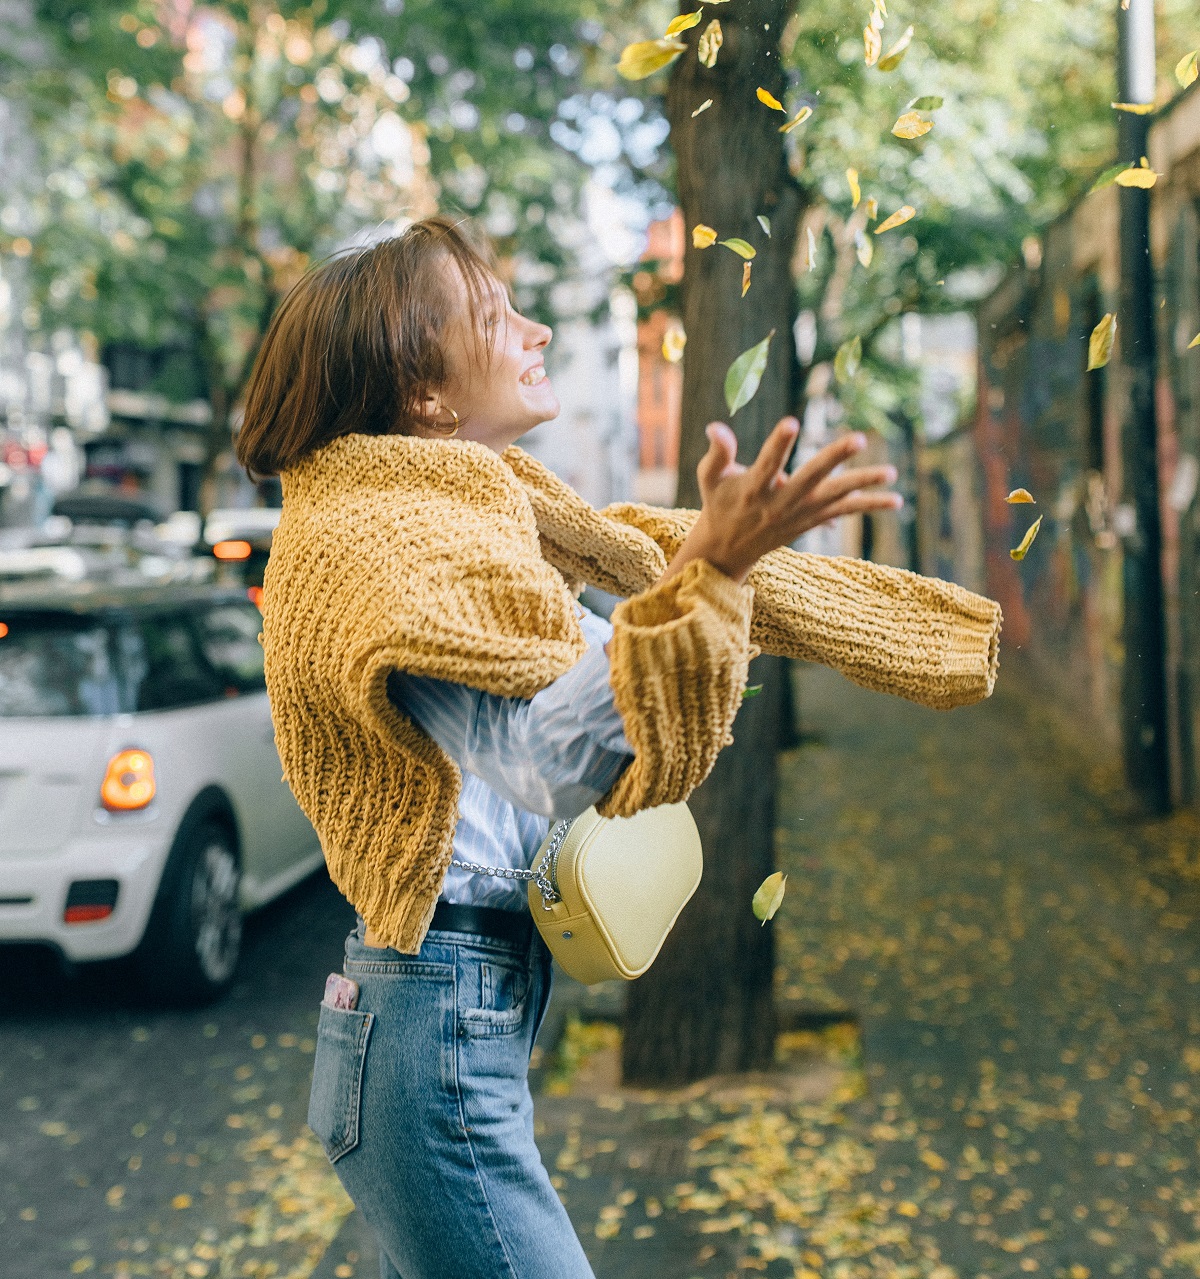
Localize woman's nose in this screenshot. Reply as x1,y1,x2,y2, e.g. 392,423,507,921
527,318,552,349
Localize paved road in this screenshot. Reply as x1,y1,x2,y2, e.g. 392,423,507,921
0,871,356,1279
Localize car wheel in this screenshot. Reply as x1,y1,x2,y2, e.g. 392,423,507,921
136,818,242,1004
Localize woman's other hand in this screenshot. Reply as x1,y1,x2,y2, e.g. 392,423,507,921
660,418,902,587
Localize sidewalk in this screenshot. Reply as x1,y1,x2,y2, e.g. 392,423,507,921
319,661,1200,1279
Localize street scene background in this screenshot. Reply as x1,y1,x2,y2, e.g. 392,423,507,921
3,0,1200,1275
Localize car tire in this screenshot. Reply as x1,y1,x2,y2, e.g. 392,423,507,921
135,816,243,1005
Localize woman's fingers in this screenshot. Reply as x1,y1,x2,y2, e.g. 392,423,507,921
805,490,904,529
748,417,800,488
807,463,897,508
785,432,868,495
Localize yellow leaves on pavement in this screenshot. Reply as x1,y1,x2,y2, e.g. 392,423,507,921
756,87,786,113
892,111,933,139
724,330,774,415
875,205,916,235
698,19,722,67
1111,101,1155,114
780,105,813,134
1088,312,1117,370
172,1194,193,1210
1006,488,1036,504
864,24,882,67
742,260,752,297
1176,51,1198,89
847,167,861,209
896,1201,920,1217
878,25,914,72
691,98,713,117
617,38,686,80
661,325,686,364
855,229,873,268
752,871,787,924
664,9,704,37
719,237,756,259
1010,515,1043,562
805,225,818,272
834,335,862,384
692,223,718,249
920,1148,948,1171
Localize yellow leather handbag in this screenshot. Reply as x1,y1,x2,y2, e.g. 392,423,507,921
451,803,703,985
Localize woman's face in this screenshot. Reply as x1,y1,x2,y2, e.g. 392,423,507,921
419,259,559,452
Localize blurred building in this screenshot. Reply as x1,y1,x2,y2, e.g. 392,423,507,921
975,79,1200,798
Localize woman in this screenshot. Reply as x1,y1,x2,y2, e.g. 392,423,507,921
237,216,997,1278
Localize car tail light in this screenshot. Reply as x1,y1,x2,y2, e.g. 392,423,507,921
213,540,252,561
0,622,8,638
247,585,263,609
64,879,119,924
100,749,156,812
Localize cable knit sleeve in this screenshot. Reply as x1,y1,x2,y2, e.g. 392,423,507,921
595,557,754,819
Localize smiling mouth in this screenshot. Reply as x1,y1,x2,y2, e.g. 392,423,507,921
519,366,547,387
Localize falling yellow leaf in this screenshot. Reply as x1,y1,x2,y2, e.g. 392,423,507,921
805,225,818,272
892,111,933,139
865,196,878,221
874,204,916,235
834,335,862,383
864,24,881,66
757,214,771,236
1111,101,1155,114
691,98,713,117
756,86,786,112
779,105,813,133
719,237,756,259
697,19,722,67
1010,514,1042,562
1006,488,1035,504
692,223,718,249
1114,165,1157,188
847,167,861,209
617,38,686,80
664,9,703,37
662,325,686,363
1176,51,1198,89
752,871,787,923
1088,312,1117,370
1189,332,1200,350
741,260,752,297
877,24,914,71
855,229,873,268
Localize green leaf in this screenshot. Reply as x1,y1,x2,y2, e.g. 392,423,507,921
1089,163,1127,194
752,871,787,924
834,335,862,385
906,95,943,112
719,237,756,259
742,683,764,699
723,330,775,416
757,215,771,237
1176,50,1198,89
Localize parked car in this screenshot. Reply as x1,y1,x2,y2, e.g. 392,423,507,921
0,581,323,1002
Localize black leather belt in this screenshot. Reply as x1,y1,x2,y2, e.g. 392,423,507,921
430,901,533,947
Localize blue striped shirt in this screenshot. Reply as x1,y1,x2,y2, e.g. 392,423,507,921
386,603,634,911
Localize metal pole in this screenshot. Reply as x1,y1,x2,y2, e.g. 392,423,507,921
1116,0,1169,812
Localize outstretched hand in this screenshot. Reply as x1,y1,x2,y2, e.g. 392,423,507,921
686,417,902,585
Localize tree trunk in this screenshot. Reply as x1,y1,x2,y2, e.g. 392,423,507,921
621,0,803,1087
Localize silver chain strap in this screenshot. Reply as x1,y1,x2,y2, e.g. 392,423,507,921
450,817,573,909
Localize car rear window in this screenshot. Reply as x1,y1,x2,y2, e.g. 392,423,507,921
0,615,126,717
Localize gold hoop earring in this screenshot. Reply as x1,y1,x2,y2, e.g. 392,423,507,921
433,406,460,437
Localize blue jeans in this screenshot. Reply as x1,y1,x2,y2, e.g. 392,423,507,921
307,923,595,1279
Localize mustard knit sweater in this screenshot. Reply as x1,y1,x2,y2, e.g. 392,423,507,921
262,432,1002,952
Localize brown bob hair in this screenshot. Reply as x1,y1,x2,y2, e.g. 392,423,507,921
235,215,501,477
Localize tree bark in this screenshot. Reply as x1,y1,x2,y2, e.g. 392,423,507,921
621,0,803,1087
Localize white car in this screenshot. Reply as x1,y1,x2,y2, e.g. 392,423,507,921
0,581,324,1002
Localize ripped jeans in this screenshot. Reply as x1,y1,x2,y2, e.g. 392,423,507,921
307,922,594,1279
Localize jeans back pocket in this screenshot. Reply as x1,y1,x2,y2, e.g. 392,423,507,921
308,1003,374,1162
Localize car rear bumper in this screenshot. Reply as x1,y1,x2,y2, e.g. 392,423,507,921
0,828,171,962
